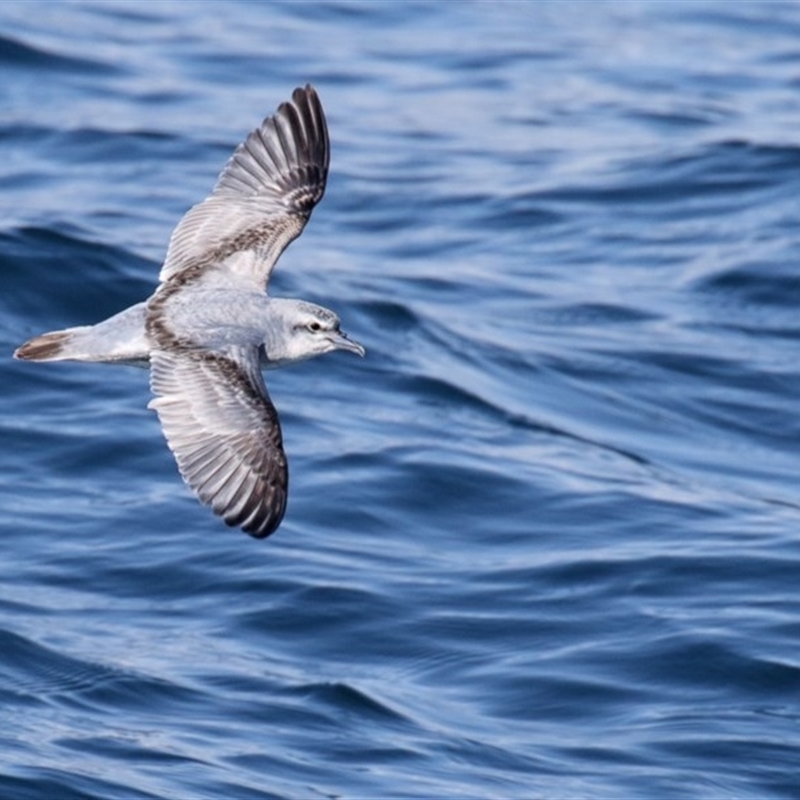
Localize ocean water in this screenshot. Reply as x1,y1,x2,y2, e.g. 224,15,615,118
2,1,800,797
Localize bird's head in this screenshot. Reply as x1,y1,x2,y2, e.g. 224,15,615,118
265,300,365,366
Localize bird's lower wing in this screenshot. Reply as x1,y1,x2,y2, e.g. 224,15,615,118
148,347,288,538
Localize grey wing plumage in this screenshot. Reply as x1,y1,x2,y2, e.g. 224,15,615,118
148,348,288,538
159,85,329,291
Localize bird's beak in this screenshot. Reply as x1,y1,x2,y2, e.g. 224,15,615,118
330,330,365,357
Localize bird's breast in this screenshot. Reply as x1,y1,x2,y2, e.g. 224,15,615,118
158,288,272,351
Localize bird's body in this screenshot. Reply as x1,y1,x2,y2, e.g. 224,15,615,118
14,85,364,539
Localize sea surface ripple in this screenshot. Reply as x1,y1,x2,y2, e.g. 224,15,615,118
2,2,800,798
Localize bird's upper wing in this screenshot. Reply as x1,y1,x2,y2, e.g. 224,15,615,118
158,85,329,292
148,346,288,538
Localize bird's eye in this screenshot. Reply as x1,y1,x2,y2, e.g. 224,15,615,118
308,321,322,332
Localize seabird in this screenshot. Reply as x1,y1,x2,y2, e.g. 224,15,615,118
14,85,364,539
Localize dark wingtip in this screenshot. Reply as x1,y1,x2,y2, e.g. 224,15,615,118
223,503,285,539
236,489,287,539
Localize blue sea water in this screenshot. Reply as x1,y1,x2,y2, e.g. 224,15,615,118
2,1,800,797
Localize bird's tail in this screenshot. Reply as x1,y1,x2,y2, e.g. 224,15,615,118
14,328,81,362
14,303,150,366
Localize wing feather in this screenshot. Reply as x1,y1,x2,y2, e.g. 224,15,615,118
158,85,329,291
148,348,288,538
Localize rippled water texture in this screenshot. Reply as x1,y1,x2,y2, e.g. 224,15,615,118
2,2,800,797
